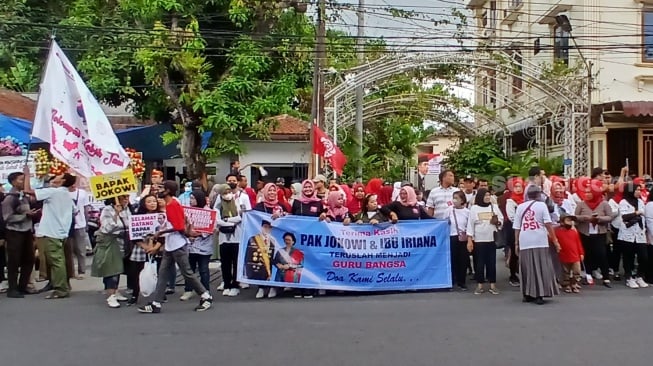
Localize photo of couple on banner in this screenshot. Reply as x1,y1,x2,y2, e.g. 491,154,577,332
237,211,452,291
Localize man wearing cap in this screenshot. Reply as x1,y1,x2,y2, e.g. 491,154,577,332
312,175,329,204
462,175,476,207
135,169,164,205
417,155,429,192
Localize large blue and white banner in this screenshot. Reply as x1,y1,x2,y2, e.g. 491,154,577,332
237,211,452,291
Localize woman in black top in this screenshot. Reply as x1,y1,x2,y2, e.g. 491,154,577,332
253,183,287,218
381,186,433,222
291,180,324,217
290,179,323,298
354,194,388,224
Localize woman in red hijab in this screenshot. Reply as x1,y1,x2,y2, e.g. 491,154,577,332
549,176,567,207
633,177,649,202
347,183,365,215
575,177,612,287
504,176,524,286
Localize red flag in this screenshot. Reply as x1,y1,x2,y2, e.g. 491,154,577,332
312,124,347,175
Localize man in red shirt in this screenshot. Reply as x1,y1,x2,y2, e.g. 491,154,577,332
139,180,213,313
238,175,257,208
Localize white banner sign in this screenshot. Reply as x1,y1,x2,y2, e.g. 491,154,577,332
0,154,36,182
32,41,130,177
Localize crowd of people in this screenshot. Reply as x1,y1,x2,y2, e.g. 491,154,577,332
0,161,652,311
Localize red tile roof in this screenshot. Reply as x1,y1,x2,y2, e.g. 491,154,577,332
267,114,310,141
0,89,36,120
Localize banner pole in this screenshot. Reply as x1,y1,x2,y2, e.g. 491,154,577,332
26,33,56,165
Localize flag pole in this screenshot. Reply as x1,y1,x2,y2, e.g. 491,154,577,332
25,32,56,165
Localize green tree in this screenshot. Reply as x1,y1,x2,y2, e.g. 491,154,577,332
0,0,386,183
442,134,504,179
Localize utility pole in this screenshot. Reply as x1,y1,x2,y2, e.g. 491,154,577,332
310,0,327,177
355,0,365,180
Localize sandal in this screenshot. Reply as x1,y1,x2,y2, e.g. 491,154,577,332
572,288,580,293
564,287,572,293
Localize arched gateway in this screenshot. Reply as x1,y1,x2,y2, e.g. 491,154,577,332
322,51,590,177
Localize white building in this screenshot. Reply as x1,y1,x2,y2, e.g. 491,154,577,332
467,0,653,176
163,114,310,184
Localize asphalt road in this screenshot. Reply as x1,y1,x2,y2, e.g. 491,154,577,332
1,262,652,366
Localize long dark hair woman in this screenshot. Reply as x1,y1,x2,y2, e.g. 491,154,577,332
126,195,165,305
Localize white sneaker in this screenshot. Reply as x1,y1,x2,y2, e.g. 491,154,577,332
114,293,128,301
0,282,9,293
255,288,265,299
228,288,240,297
240,283,250,289
222,289,231,296
180,291,194,301
107,295,120,308
626,278,640,289
217,282,225,291
318,289,326,296
636,277,649,288
268,288,277,298
592,270,603,280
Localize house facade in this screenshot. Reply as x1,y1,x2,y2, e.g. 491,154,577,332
163,114,311,185
467,0,653,176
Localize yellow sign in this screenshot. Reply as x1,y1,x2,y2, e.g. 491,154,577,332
90,169,138,200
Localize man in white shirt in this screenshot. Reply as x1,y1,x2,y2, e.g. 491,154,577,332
426,170,460,219
213,174,252,211
23,167,76,299
68,180,92,279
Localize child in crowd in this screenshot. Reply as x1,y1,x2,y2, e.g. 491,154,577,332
555,213,584,293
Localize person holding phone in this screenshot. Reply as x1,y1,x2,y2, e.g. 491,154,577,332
575,177,613,287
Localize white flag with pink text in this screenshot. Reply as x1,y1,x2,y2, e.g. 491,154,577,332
32,41,130,177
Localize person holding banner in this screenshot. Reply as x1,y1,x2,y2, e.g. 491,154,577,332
320,191,351,224
252,183,287,299
291,180,324,217
181,191,214,301
214,184,244,297
92,196,131,308
290,179,325,298
380,186,433,222
138,180,213,314
22,168,76,299
353,194,388,224
126,195,165,305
